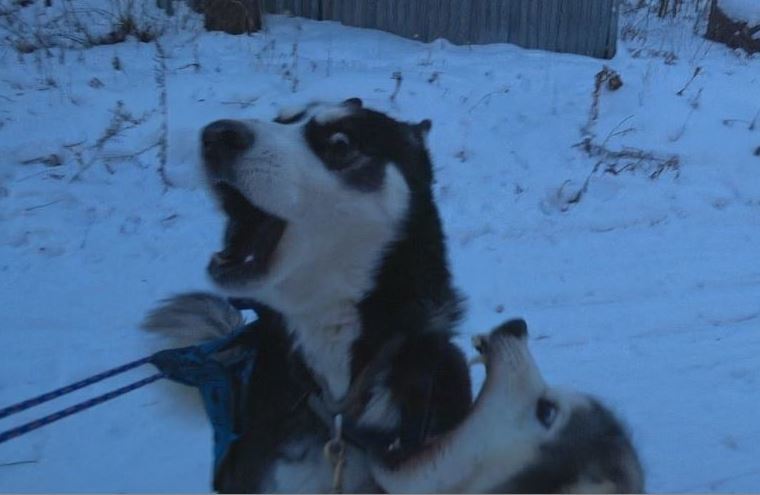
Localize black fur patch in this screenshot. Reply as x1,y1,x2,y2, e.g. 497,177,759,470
304,108,433,192
381,331,472,465
498,400,644,494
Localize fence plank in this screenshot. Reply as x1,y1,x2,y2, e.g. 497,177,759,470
606,0,619,58
543,0,561,53
529,0,540,49
591,0,608,58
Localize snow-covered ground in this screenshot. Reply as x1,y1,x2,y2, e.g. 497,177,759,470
1,2,759,492
720,0,760,25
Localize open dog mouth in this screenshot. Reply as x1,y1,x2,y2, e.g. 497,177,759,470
470,319,528,366
207,182,287,283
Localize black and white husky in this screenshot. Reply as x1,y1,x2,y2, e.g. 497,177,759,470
373,319,645,493
145,99,473,492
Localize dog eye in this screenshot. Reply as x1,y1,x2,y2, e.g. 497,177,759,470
328,132,353,155
536,398,558,429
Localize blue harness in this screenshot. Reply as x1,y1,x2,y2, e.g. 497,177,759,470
0,301,261,478
150,321,260,473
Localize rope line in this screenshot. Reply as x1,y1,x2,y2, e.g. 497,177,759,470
0,373,165,445
0,312,256,448
0,357,152,421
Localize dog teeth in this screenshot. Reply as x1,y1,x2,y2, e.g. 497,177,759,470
471,335,488,354
213,252,233,265
244,254,256,264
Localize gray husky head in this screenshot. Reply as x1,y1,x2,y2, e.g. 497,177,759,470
373,319,645,494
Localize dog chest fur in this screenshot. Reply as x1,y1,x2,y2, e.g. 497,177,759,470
286,303,362,400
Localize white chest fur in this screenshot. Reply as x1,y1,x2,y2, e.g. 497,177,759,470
287,303,361,400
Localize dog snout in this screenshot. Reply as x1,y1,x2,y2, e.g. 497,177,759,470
201,119,254,171
493,318,528,340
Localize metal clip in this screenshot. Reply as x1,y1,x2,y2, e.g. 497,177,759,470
323,414,347,494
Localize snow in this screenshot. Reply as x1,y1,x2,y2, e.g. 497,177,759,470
1,2,760,492
720,0,760,25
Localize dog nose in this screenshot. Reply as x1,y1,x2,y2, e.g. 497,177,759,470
494,319,528,339
201,120,254,170
202,120,254,150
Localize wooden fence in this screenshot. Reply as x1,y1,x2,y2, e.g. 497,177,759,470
262,0,620,59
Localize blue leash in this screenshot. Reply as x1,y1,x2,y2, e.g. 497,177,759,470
0,356,154,421
0,373,165,444
0,321,257,473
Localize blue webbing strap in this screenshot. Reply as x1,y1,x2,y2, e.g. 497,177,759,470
149,324,259,473
0,314,260,480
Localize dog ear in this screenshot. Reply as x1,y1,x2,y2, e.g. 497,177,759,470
412,119,432,139
342,97,363,109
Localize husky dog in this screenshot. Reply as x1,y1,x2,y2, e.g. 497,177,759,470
372,319,645,494
145,99,472,492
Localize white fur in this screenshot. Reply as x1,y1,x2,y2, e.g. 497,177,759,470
141,293,243,347
288,304,361,399
276,102,313,122
358,373,402,430
313,105,353,124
